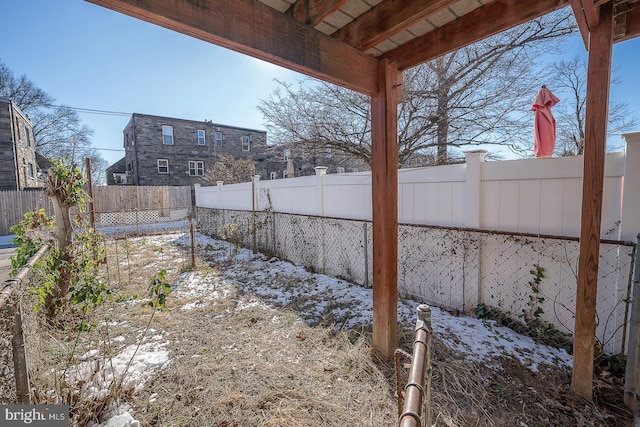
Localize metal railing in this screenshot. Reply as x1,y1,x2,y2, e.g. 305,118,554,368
396,304,433,427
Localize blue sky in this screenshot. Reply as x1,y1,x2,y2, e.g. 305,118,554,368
1,0,639,167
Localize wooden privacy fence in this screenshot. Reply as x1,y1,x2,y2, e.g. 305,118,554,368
0,191,54,235
0,186,193,235
91,186,192,212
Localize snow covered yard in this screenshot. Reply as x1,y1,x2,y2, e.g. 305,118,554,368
22,232,630,426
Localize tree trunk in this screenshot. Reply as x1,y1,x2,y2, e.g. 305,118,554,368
46,194,72,319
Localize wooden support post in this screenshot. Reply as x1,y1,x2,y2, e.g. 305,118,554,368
12,302,30,404
571,1,613,401
85,157,95,230
371,59,400,360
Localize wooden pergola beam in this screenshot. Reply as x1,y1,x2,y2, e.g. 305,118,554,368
582,0,601,28
382,0,566,71
370,59,400,360
571,0,614,401
86,0,378,95
570,0,591,48
289,0,349,27
334,0,459,52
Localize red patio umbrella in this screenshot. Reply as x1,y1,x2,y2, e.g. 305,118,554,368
532,85,560,158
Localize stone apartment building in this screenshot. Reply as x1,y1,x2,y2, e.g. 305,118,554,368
0,97,39,190
106,112,370,185
106,113,268,186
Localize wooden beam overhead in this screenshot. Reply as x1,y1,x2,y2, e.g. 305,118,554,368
382,0,567,71
289,0,349,27
582,0,601,28
334,0,460,52
86,0,378,95
570,0,591,48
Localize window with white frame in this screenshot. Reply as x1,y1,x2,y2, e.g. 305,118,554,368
270,171,277,180
284,149,291,161
157,159,169,174
189,160,205,176
197,129,206,146
242,135,250,151
215,131,222,146
337,167,345,174
162,125,174,145
325,146,332,158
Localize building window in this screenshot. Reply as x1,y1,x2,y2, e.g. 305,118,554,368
337,167,345,174
215,131,222,146
28,162,34,178
15,117,20,139
189,160,204,176
242,136,250,152
162,125,174,145
25,126,31,147
197,129,206,146
157,159,169,174
270,171,277,180
325,146,332,158
284,149,291,161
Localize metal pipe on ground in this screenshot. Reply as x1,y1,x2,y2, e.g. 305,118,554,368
399,304,433,427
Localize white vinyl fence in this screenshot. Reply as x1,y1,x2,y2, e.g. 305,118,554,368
194,133,640,354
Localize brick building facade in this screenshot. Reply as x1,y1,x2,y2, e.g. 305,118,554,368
0,97,39,190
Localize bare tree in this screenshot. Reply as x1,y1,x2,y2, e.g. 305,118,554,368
550,57,638,156
259,11,575,166
205,154,257,184
0,61,99,166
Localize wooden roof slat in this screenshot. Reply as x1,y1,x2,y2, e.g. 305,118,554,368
289,0,349,26
334,0,460,51
381,0,568,71
86,0,378,95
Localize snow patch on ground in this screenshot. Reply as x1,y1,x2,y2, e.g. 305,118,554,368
98,232,573,425
68,333,169,427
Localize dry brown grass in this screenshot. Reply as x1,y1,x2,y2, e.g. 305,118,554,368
15,233,634,426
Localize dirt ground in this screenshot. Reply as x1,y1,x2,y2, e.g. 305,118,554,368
21,233,634,426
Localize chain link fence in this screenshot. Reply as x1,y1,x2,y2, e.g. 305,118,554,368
196,207,636,355
93,207,193,237
0,246,50,404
